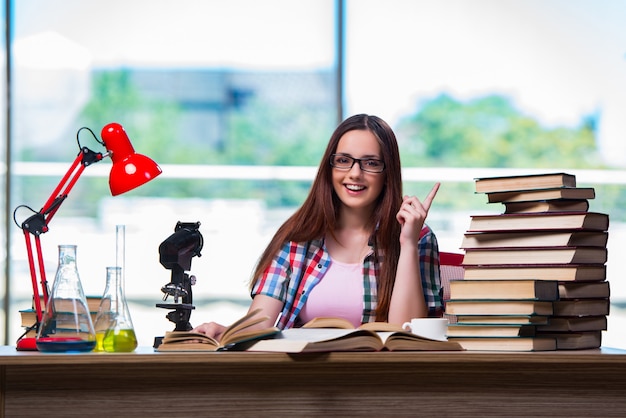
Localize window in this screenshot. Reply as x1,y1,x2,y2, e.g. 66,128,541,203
5,0,626,348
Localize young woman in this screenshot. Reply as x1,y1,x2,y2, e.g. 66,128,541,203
193,114,442,339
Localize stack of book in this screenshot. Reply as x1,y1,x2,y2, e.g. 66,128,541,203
445,172,610,351
18,295,102,339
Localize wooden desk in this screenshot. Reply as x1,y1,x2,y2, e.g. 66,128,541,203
1,346,625,417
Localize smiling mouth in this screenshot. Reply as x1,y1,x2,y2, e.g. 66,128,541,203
345,184,366,191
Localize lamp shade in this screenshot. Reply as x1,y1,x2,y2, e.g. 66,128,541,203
101,123,162,196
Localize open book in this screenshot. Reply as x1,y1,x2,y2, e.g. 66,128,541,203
156,308,280,352
246,317,464,353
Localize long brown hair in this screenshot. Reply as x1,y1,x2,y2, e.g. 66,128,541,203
250,114,403,321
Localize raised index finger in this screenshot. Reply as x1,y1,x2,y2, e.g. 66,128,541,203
422,182,441,212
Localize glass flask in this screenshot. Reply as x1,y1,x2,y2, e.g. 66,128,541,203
36,245,96,352
93,266,138,352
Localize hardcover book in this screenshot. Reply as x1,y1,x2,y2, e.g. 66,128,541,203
446,336,556,351
551,299,610,316
462,247,607,265
34,295,101,312
20,309,98,327
474,172,576,194
535,331,602,350
467,212,609,232
462,264,606,282
461,231,608,249
486,187,595,204
558,281,610,299
453,315,549,326
503,199,589,214
446,324,536,338
445,300,553,316
449,280,558,301
537,316,607,332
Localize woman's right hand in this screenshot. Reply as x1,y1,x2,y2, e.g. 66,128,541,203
191,322,227,341
396,182,440,247
191,295,283,340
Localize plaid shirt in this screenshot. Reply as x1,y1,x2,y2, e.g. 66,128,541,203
251,225,442,329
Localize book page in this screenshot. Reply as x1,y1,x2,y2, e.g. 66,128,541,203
220,308,272,345
379,332,464,351
302,317,354,329
302,317,405,332
161,331,220,348
359,322,405,332
247,328,383,352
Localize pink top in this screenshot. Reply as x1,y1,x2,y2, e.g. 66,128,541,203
298,258,364,327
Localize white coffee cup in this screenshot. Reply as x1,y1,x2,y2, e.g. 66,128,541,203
402,318,449,341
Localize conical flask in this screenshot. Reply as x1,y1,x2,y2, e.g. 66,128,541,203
36,245,96,352
93,266,138,352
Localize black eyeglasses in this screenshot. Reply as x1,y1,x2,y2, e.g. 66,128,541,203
330,154,385,173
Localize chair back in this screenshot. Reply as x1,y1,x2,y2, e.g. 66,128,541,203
440,252,464,323
439,252,464,303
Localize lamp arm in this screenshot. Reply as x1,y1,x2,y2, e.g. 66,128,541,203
17,147,104,327
39,148,104,226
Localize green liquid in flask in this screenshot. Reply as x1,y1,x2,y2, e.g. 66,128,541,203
102,328,138,352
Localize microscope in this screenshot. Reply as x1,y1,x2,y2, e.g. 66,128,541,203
155,221,203,337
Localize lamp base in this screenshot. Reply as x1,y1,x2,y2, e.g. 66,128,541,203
16,337,38,351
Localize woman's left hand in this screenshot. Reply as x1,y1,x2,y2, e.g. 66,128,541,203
396,182,440,246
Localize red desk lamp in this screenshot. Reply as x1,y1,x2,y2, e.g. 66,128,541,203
14,122,162,351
